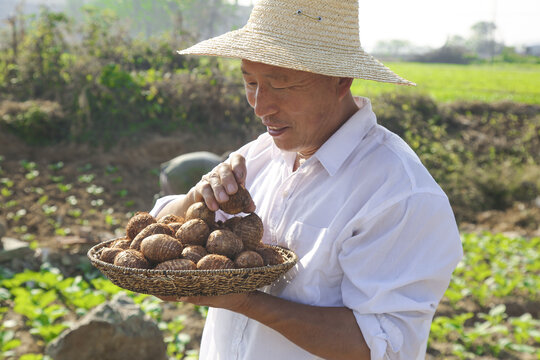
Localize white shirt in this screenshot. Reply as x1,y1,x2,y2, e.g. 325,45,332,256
150,98,463,360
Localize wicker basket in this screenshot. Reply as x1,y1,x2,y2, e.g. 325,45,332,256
87,239,298,297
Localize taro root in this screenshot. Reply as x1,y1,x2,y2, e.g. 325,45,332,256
255,245,284,266
140,234,183,263
229,213,264,250
182,245,208,264
167,222,184,233
111,238,132,250
234,250,264,268
126,212,156,240
197,254,235,270
114,249,151,269
158,214,185,225
155,258,197,271
100,247,123,264
223,216,242,229
130,223,174,251
176,219,210,247
219,184,253,214
206,229,243,259
185,202,215,226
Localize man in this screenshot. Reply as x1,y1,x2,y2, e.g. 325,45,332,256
151,0,463,359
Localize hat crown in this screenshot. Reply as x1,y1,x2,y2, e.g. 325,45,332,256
177,0,415,85
246,0,361,51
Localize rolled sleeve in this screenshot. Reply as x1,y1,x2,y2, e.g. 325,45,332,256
339,192,463,359
149,194,185,217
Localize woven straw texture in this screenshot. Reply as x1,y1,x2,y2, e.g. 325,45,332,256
88,239,298,297
178,0,414,85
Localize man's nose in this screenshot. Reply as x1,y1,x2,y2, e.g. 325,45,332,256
253,85,278,118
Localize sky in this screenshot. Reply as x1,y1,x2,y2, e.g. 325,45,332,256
237,0,540,51
2,0,539,51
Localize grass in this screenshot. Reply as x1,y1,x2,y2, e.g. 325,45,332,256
351,62,540,105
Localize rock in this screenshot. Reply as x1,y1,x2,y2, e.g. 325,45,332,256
0,237,34,262
45,293,167,360
160,151,224,195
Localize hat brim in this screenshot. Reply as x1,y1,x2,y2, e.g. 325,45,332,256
178,27,415,86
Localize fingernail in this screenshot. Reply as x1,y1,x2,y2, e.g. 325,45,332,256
227,184,236,193
218,191,228,202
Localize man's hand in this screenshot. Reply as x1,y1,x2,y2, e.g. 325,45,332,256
187,153,255,212
156,153,255,219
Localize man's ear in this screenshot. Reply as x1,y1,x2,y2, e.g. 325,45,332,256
337,77,354,100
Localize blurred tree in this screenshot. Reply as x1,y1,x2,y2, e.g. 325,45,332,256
469,21,502,60
65,0,242,42
372,39,416,60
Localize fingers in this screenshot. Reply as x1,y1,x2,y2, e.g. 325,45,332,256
230,154,247,185
193,154,249,211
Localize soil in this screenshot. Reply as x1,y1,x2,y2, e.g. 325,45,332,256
0,129,539,358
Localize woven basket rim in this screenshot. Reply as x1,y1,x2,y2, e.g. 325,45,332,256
87,238,298,276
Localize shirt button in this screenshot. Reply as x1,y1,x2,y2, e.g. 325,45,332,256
282,190,289,197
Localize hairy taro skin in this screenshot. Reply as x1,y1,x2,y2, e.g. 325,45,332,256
125,212,156,240
167,222,184,233
219,184,252,214
155,258,197,271
140,234,183,263
182,245,208,264
176,219,210,247
206,229,244,259
130,222,175,251
114,249,151,269
197,254,235,270
100,247,123,264
234,250,264,268
223,216,242,229
230,213,264,250
185,202,215,226
255,245,284,266
111,238,132,250
157,214,185,225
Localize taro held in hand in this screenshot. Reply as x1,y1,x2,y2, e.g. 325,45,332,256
219,184,253,214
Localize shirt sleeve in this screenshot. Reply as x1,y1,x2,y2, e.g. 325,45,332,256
149,195,185,217
338,192,463,360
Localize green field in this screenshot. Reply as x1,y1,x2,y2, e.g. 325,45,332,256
351,62,540,105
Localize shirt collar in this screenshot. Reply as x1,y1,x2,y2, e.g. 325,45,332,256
274,97,377,175
316,97,377,176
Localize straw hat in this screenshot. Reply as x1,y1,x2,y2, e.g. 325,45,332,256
178,0,414,86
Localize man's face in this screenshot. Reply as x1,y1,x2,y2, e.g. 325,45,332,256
241,59,346,155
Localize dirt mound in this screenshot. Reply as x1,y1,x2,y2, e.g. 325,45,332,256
0,129,240,252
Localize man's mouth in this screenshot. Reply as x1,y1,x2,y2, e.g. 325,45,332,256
266,125,288,137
